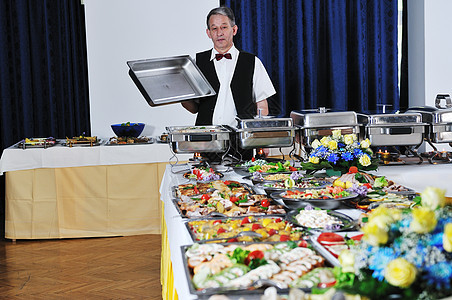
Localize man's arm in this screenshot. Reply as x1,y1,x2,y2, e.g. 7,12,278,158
256,99,269,117
181,100,199,114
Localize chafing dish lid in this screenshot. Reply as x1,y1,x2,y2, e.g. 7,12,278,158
364,113,423,126
235,117,293,129
406,107,452,124
290,110,359,128
166,125,231,134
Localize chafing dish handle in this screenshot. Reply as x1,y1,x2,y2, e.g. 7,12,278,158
388,128,412,135
188,134,213,142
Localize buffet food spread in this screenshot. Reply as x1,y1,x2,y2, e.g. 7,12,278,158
3,109,452,299
159,109,452,299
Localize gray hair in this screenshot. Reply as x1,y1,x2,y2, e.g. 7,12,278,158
206,6,236,29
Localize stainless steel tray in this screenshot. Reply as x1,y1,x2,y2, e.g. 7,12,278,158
362,113,425,146
236,117,293,129
167,125,231,153
180,241,329,296
235,128,296,149
127,55,216,106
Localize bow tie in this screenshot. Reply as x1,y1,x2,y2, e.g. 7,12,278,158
215,53,232,61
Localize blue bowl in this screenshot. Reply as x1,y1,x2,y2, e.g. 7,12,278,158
111,123,145,137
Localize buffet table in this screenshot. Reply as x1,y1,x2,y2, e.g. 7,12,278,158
159,162,452,300
0,140,192,239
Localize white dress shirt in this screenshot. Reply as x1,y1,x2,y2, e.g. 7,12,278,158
209,45,276,127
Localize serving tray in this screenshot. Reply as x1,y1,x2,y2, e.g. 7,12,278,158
286,208,356,232
127,55,216,106
181,241,334,296
105,136,154,145
16,137,57,149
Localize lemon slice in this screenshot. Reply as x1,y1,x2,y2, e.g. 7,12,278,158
284,178,295,188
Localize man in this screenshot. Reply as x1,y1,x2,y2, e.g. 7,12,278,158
182,6,276,127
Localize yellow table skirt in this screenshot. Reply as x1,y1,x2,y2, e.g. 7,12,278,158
161,203,178,300
5,162,168,239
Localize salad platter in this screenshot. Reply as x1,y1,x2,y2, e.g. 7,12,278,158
310,232,363,266
181,241,335,296
230,159,300,175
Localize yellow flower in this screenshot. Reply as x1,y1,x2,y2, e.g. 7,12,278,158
410,207,437,234
339,249,355,273
320,136,331,147
328,140,338,150
362,222,388,246
358,154,371,167
311,139,321,149
344,134,355,145
332,129,342,139
421,187,446,210
360,138,371,149
309,156,319,164
368,206,400,224
384,258,417,288
443,223,452,252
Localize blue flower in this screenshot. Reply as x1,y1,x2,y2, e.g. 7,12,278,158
327,153,339,164
423,262,452,290
338,142,345,148
368,248,398,281
342,152,354,161
353,148,363,157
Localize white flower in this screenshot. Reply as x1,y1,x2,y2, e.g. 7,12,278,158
344,134,355,145
360,138,371,149
421,187,446,210
311,139,321,149
332,130,342,140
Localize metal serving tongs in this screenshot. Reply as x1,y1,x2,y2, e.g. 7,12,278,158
204,231,263,242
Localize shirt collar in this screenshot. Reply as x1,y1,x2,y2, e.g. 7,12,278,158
210,45,239,61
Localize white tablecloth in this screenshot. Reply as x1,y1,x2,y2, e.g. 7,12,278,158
0,140,193,175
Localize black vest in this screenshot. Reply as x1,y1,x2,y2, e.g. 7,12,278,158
195,49,256,126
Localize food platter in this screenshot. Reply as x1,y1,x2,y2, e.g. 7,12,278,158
172,194,286,219
185,215,304,243
348,191,416,211
105,136,154,145
16,137,57,149
309,232,363,266
62,136,102,147
286,208,356,232
229,159,300,175
182,166,224,182
270,188,358,210
255,180,331,196
181,241,334,296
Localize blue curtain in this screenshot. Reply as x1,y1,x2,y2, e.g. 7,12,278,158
224,0,400,117
0,0,90,151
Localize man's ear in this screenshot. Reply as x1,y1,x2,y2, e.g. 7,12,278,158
206,28,212,39
233,25,238,36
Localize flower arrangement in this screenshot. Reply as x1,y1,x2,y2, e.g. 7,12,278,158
335,187,452,299
300,130,378,175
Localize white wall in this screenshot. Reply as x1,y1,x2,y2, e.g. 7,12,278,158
408,0,452,151
84,0,218,138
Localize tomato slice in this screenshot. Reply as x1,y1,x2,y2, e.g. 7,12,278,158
217,227,226,234
252,224,262,230
201,194,210,201
351,234,364,241
279,234,290,242
317,232,344,243
241,217,250,225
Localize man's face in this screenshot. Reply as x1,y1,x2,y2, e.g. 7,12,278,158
206,14,238,53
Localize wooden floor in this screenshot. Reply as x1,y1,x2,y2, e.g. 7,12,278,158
0,234,162,299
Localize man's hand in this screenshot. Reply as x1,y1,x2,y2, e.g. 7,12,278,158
181,100,199,114
256,99,269,117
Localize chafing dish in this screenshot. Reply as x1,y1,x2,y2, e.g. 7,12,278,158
290,110,363,147
166,125,231,153
127,55,216,106
234,117,296,149
406,107,452,144
361,113,426,146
